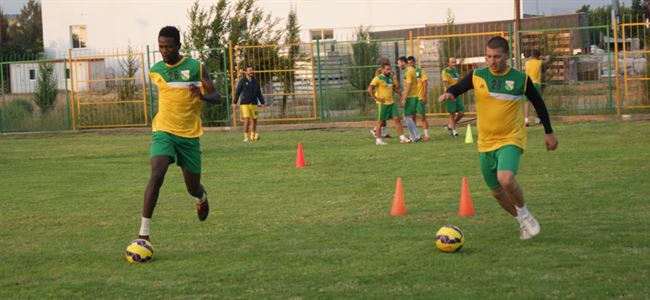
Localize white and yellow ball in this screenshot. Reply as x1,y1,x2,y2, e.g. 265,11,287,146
125,239,154,263
435,225,465,253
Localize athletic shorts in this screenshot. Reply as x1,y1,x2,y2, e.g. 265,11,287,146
403,97,420,116
445,96,464,113
378,103,399,121
150,131,202,174
416,100,427,116
479,145,522,190
240,104,258,119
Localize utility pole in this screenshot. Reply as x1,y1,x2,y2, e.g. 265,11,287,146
514,0,521,69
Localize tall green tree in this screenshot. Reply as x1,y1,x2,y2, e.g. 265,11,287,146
279,6,301,118
6,0,43,57
349,26,379,113
33,62,58,114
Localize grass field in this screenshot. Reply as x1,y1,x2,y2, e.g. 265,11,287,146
1,121,649,298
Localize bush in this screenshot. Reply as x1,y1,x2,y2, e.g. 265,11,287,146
2,99,34,127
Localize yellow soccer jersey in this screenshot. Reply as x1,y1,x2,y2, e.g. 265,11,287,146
404,66,419,98
416,68,428,101
525,58,543,84
370,74,395,104
149,57,204,138
471,67,528,152
442,67,460,87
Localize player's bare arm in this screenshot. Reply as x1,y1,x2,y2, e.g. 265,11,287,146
190,65,220,104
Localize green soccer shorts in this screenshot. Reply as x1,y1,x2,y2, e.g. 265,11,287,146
150,131,202,174
377,103,399,121
404,97,420,116
416,101,426,116
445,96,465,113
479,145,522,190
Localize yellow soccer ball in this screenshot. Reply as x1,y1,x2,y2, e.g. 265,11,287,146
435,225,465,253
125,239,154,263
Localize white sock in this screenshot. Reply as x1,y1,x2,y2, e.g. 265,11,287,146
400,134,408,141
376,138,382,143
139,217,151,236
452,130,457,135
516,204,530,218
405,118,419,138
424,129,429,137
525,117,529,124
198,190,207,203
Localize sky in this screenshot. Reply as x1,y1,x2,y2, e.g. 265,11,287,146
0,0,634,15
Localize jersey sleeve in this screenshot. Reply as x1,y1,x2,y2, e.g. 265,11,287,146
370,76,380,87
421,69,428,81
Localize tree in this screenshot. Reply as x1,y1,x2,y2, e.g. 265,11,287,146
5,0,43,57
118,45,139,101
278,6,301,118
442,9,459,64
33,62,58,114
349,26,379,113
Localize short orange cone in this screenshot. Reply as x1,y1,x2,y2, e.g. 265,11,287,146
295,143,306,168
391,177,406,216
458,176,475,216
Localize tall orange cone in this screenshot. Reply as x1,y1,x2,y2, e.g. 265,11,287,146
458,176,475,216
295,143,306,168
391,177,406,216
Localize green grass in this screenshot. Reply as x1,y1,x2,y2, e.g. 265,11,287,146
1,121,649,298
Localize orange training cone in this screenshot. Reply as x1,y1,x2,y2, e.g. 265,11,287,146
458,176,476,216
295,143,306,168
391,177,406,216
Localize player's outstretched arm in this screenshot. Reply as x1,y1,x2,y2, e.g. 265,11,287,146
524,77,558,151
191,65,221,104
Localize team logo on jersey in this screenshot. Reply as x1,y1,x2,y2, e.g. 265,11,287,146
180,70,190,81
505,80,514,91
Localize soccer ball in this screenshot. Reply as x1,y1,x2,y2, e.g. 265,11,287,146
125,239,154,263
435,225,465,253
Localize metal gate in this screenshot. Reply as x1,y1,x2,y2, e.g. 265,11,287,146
229,42,319,126
69,50,149,129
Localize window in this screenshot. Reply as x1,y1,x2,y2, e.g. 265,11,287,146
65,68,70,79
70,25,87,48
29,69,36,80
310,29,334,41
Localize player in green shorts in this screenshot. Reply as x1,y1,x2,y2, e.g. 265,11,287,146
137,26,221,242
440,57,465,139
439,36,558,240
407,56,430,141
398,56,421,142
367,63,410,145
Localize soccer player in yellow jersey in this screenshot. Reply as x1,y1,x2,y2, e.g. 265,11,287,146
137,26,221,241
407,56,430,141
440,57,465,139
439,36,558,240
367,63,410,145
370,58,399,139
398,56,421,142
523,49,544,126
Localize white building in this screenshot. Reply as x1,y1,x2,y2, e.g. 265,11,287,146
41,0,516,56
9,59,106,94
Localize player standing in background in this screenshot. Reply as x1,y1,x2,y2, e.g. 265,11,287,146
398,56,420,142
523,49,543,126
440,57,465,139
407,56,430,141
139,26,221,241
233,65,266,142
438,36,558,240
370,58,398,139
368,63,410,145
